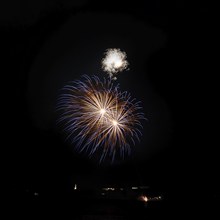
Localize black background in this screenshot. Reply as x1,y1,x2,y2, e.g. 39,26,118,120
1,0,218,218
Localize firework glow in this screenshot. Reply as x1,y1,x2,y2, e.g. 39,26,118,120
57,75,145,162
101,48,129,80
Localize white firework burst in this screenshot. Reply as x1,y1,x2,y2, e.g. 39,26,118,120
101,48,129,80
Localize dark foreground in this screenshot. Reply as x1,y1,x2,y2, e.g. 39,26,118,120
7,190,220,219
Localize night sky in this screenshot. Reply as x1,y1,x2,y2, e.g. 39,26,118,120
2,0,218,216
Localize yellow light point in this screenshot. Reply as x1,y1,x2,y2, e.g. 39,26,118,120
99,108,106,115
143,196,148,202
112,120,118,126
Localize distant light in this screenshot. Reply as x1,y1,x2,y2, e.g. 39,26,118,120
143,196,148,202
120,188,124,191
34,192,39,196
139,186,149,189
138,195,148,203
102,187,115,191
74,184,77,190
132,187,138,190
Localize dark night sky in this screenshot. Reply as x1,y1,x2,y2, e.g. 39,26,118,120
1,0,218,208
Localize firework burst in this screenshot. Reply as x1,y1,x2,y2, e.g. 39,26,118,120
57,75,145,162
101,48,129,80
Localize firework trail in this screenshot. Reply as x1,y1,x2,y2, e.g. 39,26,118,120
57,75,145,162
101,48,129,80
